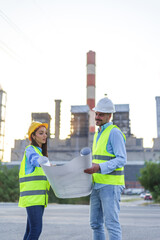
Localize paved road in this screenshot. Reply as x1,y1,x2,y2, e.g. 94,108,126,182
0,199,160,240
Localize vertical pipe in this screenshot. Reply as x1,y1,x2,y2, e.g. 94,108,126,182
155,96,160,138
55,99,61,140
87,50,96,133
0,87,7,161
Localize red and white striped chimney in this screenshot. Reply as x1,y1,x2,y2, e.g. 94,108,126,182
86,50,96,133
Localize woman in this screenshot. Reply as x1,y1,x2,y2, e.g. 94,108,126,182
19,121,50,240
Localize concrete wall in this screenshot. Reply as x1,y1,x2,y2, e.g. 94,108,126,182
10,134,160,164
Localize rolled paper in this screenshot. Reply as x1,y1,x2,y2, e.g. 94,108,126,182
40,151,92,198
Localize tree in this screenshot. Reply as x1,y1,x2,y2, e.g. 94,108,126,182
48,187,90,204
0,162,90,204
0,162,19,202
138,162,160,202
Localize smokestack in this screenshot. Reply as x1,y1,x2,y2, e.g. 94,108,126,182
155,96,160,138
87,50,96,133
55,99,61,140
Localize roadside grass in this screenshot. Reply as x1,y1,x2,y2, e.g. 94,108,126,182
121,197,141,202
121,195,160,205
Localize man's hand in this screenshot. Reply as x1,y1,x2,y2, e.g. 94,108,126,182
84,163,100,174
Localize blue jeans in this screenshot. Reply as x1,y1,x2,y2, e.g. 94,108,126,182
90,185,123,240
23,205,44,240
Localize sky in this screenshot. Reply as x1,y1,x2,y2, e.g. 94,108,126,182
0,0,160,161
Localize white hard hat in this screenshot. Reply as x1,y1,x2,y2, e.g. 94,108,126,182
92,97,116,113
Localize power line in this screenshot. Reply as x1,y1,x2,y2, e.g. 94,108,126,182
0,40,22,62
0,8,43,57
0,9,23,34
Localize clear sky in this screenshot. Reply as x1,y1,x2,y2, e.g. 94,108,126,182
0,0,160,161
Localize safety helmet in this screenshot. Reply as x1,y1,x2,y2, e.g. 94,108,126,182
92,97,116,113
28,121,48,141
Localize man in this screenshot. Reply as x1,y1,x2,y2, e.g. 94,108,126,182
84,97,127,240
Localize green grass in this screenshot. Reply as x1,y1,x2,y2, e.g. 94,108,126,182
121,197,141,202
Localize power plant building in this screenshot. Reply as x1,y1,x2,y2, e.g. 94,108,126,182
31,112,51,138
9,51,160,189
70,105,89,137
113,104,130,137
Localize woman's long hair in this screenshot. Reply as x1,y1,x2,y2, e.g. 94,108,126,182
30,128,48,157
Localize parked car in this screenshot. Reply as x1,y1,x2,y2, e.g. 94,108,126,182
123,188,144,195
140,192,146,198
144,193,152,200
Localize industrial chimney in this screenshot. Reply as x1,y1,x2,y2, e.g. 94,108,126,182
155,96,160,138
86,50,96,133
55,99,61,140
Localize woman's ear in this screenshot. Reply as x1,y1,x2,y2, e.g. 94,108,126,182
32,133,35,140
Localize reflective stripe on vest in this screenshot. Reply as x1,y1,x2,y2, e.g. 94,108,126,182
92,155,115,161
92,125,125,185
20,190,49,197
19,145,50,208
19,176,47,183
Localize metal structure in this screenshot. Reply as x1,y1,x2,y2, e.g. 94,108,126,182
55,99,61,140
0,88,7,161
155,96,160,138
113,104,131,137
31,112,51,138
70,105,89,137
86,50,96,133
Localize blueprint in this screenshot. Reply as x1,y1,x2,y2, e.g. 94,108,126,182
38,153,92,199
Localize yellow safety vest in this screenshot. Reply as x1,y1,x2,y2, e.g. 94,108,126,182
19,145,50,208
92,125,126,185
